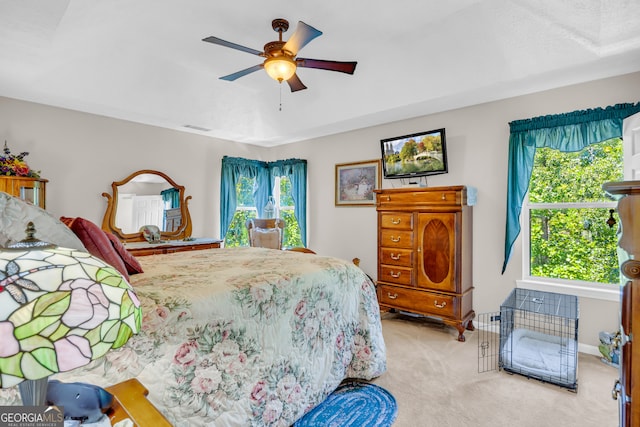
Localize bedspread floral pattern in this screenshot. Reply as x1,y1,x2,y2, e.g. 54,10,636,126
0,248,386,426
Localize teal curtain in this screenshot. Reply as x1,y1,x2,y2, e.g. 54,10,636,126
220,157,270,239
502,102,640,274
160,188,180,208
220,156,307,244
269,158,308,246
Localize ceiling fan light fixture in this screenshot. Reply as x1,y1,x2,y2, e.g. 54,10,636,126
203,18,356,91
264,56,296,82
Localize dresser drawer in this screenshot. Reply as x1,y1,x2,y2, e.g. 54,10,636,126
379,265,413,286
380,247,413,267
377,285,456,319
380,229,413,248
166,243,221,253
377,188,465,208
380,212,413,230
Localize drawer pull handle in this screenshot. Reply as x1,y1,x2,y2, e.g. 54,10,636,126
390,236,401,242
441,194,446,200
387,292,398,300
389,271,401,278
390,253,401,260
434,300,447,309
391,218,401,224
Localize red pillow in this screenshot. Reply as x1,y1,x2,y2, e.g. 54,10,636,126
104,231,144,275
64,217,130,281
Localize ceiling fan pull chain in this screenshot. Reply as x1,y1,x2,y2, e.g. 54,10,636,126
279,84,283,111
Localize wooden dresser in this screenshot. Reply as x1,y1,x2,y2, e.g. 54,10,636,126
603,180,640,427
124,238,222,256
375,186,474,341
0,176,47,209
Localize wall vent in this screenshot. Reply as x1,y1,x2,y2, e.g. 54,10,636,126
183,124,211,132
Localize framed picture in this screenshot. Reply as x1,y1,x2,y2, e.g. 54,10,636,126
335,159,382,206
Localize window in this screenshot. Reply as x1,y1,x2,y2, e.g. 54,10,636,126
220,156,307,248
223,176,258,247
522,138,623,285
503,102,640,278
224,176,303,247
274,176,303,247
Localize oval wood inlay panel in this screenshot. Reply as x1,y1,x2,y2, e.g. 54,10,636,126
422,219,450,283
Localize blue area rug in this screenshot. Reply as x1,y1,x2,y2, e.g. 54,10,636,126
294,381,397,427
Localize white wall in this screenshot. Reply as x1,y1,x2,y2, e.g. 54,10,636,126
2,70,639,348
0,99,270,239
270,71,640,348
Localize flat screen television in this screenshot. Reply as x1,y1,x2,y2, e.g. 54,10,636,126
380,128,448,179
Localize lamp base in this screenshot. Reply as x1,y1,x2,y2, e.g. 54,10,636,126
19,377,49,406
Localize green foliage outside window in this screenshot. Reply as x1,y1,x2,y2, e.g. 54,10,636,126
224,176,303,248
235,176,256,207
527,138,623,284
224,209,257,247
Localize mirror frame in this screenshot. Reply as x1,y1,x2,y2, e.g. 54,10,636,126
101,169,193,242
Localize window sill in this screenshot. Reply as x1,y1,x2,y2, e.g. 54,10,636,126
516,278,620,302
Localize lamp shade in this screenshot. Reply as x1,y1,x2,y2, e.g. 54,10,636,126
264,56,297,82
0,231,142,391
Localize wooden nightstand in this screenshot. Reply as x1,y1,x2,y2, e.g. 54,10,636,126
0,176,48,209
124,238,222,256
106,378,171,426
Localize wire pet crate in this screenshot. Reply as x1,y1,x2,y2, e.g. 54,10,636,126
478,288,579,391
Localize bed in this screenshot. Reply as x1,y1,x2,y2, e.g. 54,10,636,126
0,195,387,426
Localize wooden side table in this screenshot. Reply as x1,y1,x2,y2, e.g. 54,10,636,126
106,378,171,426
0,176,47,209
124,238,222,256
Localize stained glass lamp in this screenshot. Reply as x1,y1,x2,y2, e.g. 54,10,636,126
0,222,142,405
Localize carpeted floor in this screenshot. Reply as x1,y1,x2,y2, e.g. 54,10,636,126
372,312,619,427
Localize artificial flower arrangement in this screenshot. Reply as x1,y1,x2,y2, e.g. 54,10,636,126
0,141,40,178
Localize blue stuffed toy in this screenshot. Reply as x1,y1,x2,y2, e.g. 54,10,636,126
46,380,114,423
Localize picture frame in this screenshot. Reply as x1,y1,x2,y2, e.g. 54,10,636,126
335,159,382,206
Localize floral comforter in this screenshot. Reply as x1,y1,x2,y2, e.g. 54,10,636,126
2,247,386,426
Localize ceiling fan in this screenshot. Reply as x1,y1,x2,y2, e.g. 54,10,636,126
202,18,357,92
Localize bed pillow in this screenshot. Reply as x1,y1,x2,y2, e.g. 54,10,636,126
0,192,86,250
104,231,144,275
63,216,130,281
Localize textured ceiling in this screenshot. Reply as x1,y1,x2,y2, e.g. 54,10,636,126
1,1,640,147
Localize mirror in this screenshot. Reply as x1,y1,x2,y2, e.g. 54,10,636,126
101,170,192,242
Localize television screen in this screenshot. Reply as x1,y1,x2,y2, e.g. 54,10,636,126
380,128,448,179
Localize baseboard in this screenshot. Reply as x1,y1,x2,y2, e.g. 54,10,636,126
578,343,600,356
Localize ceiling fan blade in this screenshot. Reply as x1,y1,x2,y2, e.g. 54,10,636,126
296,58,357,74
286,73,307,92
202,36,263,56
283,21,322,56
220,64,263,81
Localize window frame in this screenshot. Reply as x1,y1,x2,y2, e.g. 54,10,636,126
225,176,301,248
273,176,295,216
520,139,623,302
520,196,620,301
